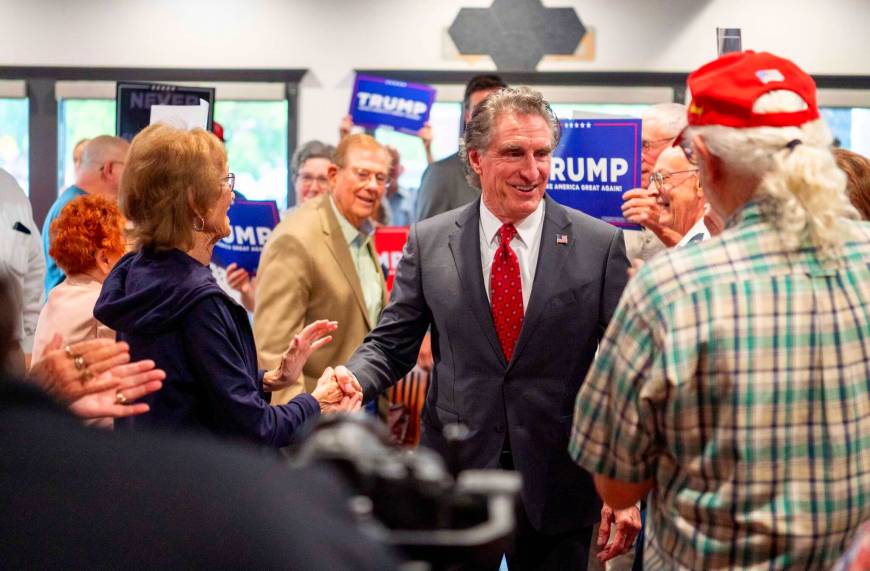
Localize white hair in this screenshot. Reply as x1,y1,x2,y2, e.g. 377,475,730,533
687,90,859,254
643,103,687,138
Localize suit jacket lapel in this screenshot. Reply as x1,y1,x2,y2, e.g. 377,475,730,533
448,200,507,368
510,196,573,365
318,197,373,329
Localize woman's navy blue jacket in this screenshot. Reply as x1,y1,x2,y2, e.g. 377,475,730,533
95,248,319,447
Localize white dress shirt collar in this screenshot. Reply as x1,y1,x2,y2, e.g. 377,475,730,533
479,197,546,309
676,215,710,247
479,197,546,247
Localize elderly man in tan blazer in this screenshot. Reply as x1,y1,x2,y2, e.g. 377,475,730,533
254,134,388,404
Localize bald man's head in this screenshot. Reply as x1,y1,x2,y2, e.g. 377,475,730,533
80,136,129,171
77,135,130,198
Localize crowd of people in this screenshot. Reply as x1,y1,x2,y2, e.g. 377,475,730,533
2,50,870,570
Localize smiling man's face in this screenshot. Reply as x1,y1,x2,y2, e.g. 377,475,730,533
468,112,553,224
329,145,390,229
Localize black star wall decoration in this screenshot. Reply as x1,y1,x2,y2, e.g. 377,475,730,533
448,0,587,71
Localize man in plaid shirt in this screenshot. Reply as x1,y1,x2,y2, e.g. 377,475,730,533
570,50,870,569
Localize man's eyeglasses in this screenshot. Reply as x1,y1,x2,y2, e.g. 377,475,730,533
221,173,236,192
641,137,673,152
348,167,391,187
650,169,699,192
677,138,698,166
297,174,330,187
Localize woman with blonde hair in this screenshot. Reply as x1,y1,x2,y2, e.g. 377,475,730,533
95,124,357,446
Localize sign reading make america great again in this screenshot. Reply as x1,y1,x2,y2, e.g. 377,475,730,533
546,118,642,230
350,74,436,135
116,82,215,141
212,200,280,274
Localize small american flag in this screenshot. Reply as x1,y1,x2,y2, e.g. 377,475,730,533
755,68,785,84
556,234,568,245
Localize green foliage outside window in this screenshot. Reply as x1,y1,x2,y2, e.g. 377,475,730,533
214,100,288,209
58,98,289,208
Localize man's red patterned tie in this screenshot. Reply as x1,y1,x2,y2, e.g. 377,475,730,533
490,223,524,362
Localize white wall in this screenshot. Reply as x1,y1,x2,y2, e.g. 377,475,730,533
2,0,868,143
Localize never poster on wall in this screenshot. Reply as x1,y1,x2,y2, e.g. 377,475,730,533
116,82,215,141
546,117,643,229
211,200,280,274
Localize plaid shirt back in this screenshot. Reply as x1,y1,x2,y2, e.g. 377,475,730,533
571,203,870,570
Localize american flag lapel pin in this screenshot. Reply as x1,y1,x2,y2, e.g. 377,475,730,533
556,234,568,245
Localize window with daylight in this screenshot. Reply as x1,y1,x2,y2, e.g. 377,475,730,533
821,107,870,156
58,98,115,191
214,100,289,210
0,97,29,194
57,98,290,209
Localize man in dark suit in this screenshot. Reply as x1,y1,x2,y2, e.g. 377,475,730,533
337,87,639,570
415,74,507,222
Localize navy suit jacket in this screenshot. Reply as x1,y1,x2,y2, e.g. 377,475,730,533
347,195,629,533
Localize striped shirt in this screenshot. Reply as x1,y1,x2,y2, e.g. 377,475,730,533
570,201,870,570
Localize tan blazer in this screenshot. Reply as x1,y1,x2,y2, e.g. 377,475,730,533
253,193,384,404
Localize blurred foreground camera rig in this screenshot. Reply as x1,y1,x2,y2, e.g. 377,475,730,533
292,414,521,570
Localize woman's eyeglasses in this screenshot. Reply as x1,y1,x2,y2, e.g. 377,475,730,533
221,173,236,192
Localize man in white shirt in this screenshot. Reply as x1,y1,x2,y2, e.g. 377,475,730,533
649,146,709,247
339,87,637,570
0,168,45,371
621,103,688,261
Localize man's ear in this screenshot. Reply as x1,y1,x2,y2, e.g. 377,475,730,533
327,163,339,189
467,148,483,176
692,134,720,184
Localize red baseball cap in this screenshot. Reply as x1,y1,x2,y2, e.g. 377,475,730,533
685,50,819,129
212,121,225,142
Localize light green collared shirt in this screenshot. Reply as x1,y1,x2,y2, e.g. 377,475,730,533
330,197,384,327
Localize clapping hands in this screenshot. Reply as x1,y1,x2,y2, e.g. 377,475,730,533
28,335,165,420
311,366,363,413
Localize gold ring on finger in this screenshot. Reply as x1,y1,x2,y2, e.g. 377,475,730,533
115,391,129,405
74,356,86,370
79,368,94,381
65,345,77,359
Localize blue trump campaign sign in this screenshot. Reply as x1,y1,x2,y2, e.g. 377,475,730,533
212,200,280,274
547,117,642,229
350,74,436,135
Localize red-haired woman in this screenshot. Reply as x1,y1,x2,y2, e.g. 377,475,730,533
31,194,127,364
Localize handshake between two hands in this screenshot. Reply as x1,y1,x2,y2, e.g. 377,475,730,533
262,320,362,414
311,365,363,414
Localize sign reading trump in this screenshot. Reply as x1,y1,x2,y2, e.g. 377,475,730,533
212,200,280,274
350,74,436,135
546,117,642,229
